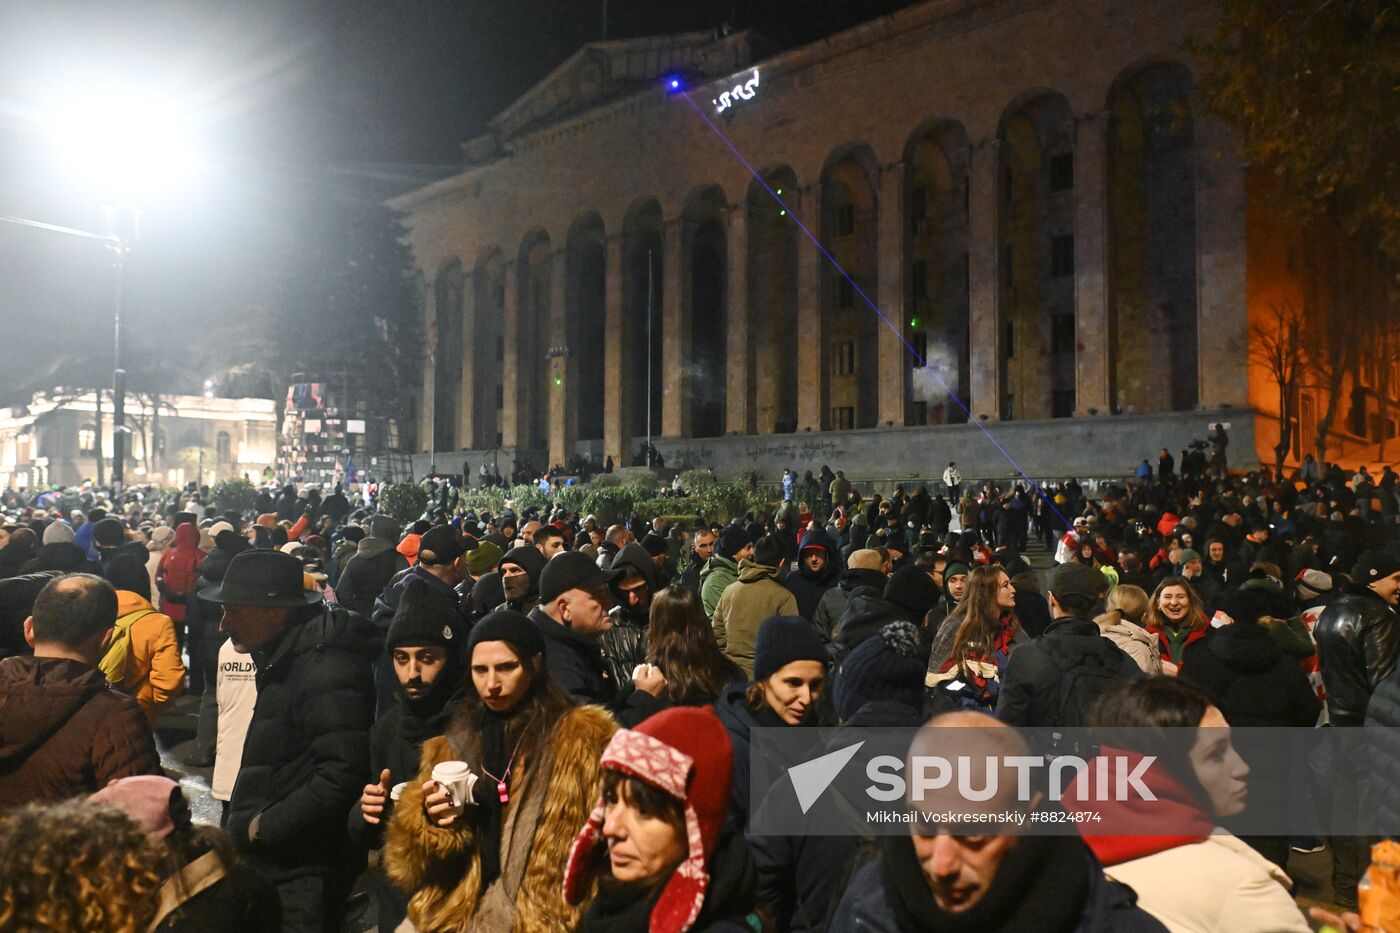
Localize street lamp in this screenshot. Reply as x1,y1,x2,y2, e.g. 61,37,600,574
3,90,200,494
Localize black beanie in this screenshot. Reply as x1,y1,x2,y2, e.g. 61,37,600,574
641,533,669,558
468,609,547,661
883,564,942,620
387,577,463,651
718,525,751,560
832,620,925,721
753,615,827,681
753,535,784,569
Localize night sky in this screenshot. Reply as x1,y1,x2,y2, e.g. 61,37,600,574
0,0,906,403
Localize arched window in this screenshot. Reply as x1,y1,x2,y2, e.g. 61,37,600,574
216,431,232,463
78,424,97,456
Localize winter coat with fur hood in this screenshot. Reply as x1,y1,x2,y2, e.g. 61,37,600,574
385,703,617,933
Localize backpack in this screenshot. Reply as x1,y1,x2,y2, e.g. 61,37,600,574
99,608,156,687
1051,650,1126,728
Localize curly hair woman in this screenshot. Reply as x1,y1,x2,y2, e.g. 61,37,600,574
0,799,165,932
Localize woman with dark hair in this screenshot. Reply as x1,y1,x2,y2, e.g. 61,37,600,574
1063,677,1310,933
925,565,1025,711
386,609,616,931
564,707,759,932
715,616,827,830
647,585,743,707
1144,576,1210,672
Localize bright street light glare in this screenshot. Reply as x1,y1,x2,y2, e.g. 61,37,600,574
43,91,203,199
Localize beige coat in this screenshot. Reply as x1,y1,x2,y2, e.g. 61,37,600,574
1095,610,1162,674
1103,832,1309,933
712,560,798,677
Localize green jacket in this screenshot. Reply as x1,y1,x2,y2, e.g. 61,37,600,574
700,554,740,618
711,560,799,678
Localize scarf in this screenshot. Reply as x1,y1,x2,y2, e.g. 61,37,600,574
1063,747,1213,865
473,705,532,891
879,831,1090,933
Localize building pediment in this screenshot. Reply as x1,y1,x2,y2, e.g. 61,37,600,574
483,30,757,146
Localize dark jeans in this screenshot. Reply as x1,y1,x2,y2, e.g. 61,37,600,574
275,871,354,933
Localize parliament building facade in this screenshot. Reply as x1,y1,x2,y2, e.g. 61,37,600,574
391,0,1397,483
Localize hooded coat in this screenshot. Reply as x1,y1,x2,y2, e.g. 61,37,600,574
155,523,205,623
599,542,661,688
0,571,61,659
337,517,410,617
700,554,741,620
227,606,377,882
0,656,162,813
384,704,617,933
712,561,799,678
112,588,186,724
813,568,887,649
1179,622,1320,727
784,528,843,622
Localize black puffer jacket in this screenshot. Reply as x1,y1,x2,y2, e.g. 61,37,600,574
601,543,660,687
1315,583,1400,725
813,568,886,648
1179,623,1320,727
228,606,377,879
833,587,906,657
1364,663,1400,836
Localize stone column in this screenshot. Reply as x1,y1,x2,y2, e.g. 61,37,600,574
725,203,751,435
661,219,688,438
1194,114,1250,409
1073,111,1111,414
877,164,906,427
967,139,1002,421
548,249,573,467
795,185,824,432
603,236,627,467
458,270,477,450
420,281,437,453
500,260,521,448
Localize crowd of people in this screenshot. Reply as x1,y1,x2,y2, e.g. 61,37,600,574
0,452,1397,932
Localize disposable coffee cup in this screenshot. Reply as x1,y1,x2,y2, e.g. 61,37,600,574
389,782,408,803
431,761,477,815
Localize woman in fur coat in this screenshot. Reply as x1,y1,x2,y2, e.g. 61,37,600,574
385,609,616,932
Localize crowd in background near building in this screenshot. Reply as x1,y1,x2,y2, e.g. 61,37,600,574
0,442,1398,933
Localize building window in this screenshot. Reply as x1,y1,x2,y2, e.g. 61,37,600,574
1052,390,1076,418
495,336,504,362
833,341,856,376
910,261,928,302
1348,387,1368,437
831,406,855,431
1049,153,1074,192
216,431,232,463
911,330,929,362
1002,245,1013,286
910,401,927,425
1051,235,1075,278
78,424,96,456
835,203,856,237
495,384,504,409
1004,322,1015,359
910,186,928,225
838,276,855,309
1051,314,1076,355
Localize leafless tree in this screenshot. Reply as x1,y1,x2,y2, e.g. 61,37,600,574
1250,300,1306,479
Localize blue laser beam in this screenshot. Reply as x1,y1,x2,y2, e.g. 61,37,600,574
676,88,1075,531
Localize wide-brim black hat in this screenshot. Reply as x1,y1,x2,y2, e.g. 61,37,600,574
202,549,323,607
